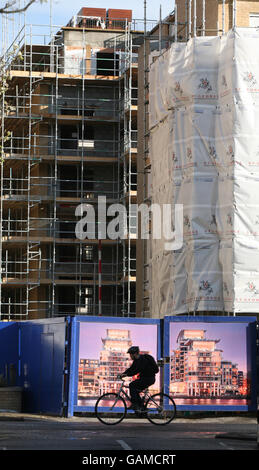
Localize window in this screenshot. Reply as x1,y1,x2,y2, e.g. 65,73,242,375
249,13,259,27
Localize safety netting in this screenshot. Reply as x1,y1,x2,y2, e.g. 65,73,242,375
149,28,259,316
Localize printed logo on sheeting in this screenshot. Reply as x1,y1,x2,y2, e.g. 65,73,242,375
244,281,259,295
242,72,257,88
199,280,213,295
198,77,212,93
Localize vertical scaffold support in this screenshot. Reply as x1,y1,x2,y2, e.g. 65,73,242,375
233,0,237,30
175,4,178,43
98,239,102,316
193,0,197,37
202,0,206,36
188,0,192,39
222,0,225,35
159,5,162,53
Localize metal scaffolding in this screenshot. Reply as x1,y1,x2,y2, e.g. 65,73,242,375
0,11,152,320
0,1,243,320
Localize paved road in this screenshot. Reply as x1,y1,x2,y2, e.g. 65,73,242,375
0,415,257,451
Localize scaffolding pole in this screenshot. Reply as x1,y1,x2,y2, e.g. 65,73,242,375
175,4,178,43
98,239,102,316
193,0,197,37
222,0,225,35
202,0,206,36
188,0,192,39
233,0,237,29
159,5,162,53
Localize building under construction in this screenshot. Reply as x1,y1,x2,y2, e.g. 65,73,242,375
0,7,151,320
136,0,259,318
2,1,259,321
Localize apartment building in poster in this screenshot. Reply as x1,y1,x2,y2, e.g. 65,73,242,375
98,329,133,394
170,329,247,397
78,359,99,397
78,327,159,397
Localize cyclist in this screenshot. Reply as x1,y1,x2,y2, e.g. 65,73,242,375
121,346,159,412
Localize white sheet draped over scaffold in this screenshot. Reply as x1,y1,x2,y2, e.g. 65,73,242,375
149,28,259,317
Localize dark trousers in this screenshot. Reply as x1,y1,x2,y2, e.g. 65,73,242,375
129,377,156,407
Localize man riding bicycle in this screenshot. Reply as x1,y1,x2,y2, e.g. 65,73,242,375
120,346,159,412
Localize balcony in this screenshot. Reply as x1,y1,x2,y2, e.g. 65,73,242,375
1,259,123,282
4,95,123,122
4,135,121,160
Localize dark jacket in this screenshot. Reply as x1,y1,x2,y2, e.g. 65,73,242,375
124,354,159,379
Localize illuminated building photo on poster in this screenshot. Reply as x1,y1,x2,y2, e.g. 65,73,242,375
77,322,160,406
169,322,252,407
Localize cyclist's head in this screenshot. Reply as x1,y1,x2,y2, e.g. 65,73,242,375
127,346,140,359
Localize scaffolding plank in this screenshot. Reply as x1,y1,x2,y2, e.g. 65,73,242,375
1,278,120,286
3,153,118,164
42,114,120,123
9,70,121,82
1,237,119,246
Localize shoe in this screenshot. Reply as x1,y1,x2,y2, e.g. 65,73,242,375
128,404,142,413
135,408,147,417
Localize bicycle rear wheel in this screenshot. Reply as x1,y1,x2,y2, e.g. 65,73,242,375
145,393,176,425
95,393,127,425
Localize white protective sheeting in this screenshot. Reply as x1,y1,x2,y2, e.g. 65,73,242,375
149,29,259,316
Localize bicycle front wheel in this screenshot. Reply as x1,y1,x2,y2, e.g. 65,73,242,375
145,393,176,425
95,393,127,425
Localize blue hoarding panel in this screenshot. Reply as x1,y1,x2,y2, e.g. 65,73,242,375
68,316,161,416
20,318,67,416
164,315,257,412
0,322,20,387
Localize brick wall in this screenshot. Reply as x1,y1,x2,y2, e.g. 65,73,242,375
175,0,259,36
237,0,259,27
176,0,219,36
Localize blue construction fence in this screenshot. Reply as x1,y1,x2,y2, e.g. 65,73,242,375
0,315,257,416
0,318,67,416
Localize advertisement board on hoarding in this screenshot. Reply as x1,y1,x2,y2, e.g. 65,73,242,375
164,316,257,411
67,316,161,415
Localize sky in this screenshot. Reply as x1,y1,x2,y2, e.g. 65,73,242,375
79,322,158,359
25,0,175,27
1,0,175,53
170,322,249,373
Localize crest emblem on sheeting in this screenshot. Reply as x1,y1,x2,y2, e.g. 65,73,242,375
227,213,233,226
245,282,259,295
199,280,213,294
209,143,217,160
226,145,234,162
222,75,228,88
184,215,191,228
174,81,183,95
243,72,257,87
198,78,212,92
186,147,192,160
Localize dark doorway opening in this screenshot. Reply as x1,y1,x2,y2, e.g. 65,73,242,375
96,52,119,76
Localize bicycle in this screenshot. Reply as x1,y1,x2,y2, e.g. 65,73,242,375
95,376,176,426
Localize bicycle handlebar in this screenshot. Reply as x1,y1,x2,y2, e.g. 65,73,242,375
117,374,126,381
98,374,127,381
